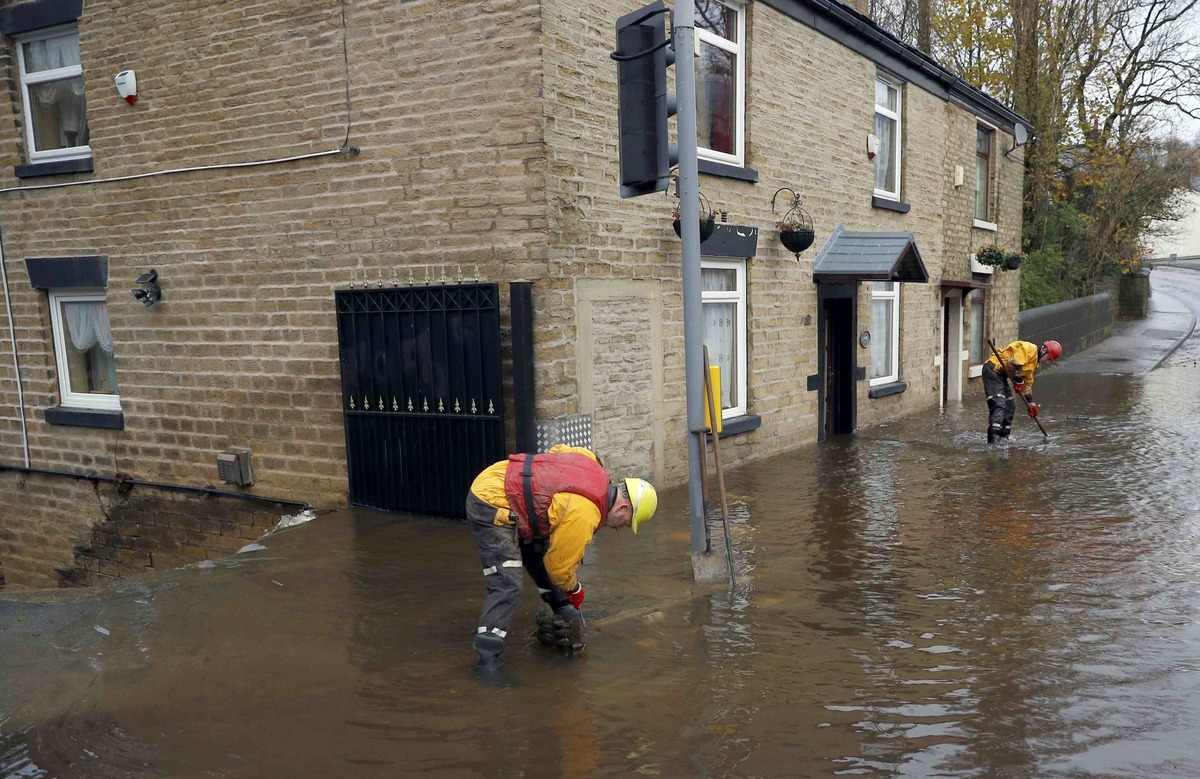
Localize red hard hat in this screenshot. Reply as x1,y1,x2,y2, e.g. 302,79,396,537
1043,340,1062,362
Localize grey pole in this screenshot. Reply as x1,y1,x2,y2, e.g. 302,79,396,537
672,0,720,577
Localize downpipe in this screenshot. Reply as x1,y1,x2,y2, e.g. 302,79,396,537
0,228,30,468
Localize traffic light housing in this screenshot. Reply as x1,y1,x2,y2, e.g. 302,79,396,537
613,1,678,199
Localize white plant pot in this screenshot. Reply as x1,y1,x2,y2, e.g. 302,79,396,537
970,255,995,275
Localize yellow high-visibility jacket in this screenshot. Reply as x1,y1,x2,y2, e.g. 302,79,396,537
469,444,605,592
986,340,1040,390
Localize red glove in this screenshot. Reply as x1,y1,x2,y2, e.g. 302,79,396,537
1027,403,1039,419
1013,382,1025,394
567,583,585,610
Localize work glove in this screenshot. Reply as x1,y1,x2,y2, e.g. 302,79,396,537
1027,403,1039,419
567,582,585,610
1012,382,1025,394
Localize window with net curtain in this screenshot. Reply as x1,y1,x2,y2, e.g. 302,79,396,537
49,291,119,409
701,261,746,417
19,28,89,159
870,281,899,383
874,77,901,199
976,127,993,221
695,0,743,164
968,290,986,366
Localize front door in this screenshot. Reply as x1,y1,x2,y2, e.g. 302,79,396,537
822,296,855,439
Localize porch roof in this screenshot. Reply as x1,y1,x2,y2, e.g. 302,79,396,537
811,225,929,284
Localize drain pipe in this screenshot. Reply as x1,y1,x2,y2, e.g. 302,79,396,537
0,229,30,468
0,463,312,512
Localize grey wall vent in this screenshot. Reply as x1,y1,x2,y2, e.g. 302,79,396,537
217,446,254,486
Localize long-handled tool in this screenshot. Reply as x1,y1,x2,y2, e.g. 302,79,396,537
987,338,1048,437
703,346,736,585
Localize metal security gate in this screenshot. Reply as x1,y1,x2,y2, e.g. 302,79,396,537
335,283,505,517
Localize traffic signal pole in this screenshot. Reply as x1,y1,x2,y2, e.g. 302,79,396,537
612,0,724,579
672,0,722,577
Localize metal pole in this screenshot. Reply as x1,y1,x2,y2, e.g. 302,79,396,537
673,0,712,572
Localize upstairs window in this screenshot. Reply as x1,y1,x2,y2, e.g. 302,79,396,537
48,290,119,411
975,126,995,226
695,0,745,166
17,26,90,162
874,76,902,200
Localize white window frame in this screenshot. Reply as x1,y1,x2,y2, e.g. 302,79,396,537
869,281,901,386
48,289,120,411
701,258,747,419
974,121,998,230
967,290,986,377
16,24,91,164
695,0,746,167
873,76,902,201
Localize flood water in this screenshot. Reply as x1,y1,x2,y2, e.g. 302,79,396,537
6,338,1200,777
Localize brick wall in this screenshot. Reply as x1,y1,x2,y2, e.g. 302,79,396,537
0,0,547,506
0,0,1025,522
0,470,298,588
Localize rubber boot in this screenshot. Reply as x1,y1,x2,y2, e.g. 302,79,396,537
473,633,504,673
987,427,996,444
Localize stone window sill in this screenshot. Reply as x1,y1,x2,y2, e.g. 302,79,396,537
15,157,93,179
717,413,761,438
868,380,908,399
698,159,759,183
872,196,911,213
44,406,124,429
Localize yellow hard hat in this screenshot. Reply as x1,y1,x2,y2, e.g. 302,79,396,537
624,478,658,533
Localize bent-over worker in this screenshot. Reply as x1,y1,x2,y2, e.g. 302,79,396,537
465,444,657,672
983,339,1062,443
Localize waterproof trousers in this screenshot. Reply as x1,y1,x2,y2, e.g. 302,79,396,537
982,362,1014,442
467,491,580,664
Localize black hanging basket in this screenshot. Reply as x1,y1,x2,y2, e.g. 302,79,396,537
771,187,817,259
780,228,815,255
673,216,717,242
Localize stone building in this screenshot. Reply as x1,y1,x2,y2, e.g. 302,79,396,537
0,0,1027,587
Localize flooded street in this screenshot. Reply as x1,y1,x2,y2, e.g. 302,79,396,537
6,277,1200,777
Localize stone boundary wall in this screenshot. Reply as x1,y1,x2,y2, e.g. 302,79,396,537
1018,292,1115,358
0,471,297,589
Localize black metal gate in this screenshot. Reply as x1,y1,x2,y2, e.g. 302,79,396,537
335,283,505,517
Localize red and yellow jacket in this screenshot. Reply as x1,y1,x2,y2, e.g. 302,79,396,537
469,445,610,592
986,340,1040,390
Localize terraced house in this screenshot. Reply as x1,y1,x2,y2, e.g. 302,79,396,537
0,0,1029,587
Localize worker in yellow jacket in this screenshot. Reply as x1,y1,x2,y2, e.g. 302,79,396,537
983,339,1062,443
466,444,657,672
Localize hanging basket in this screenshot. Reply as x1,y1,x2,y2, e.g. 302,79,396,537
780,228,815,255
771,187,817,259
1001,252,1025,271
673,215,717,242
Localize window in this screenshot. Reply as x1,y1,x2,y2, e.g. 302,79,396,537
873,76,902,200
16,26,90,163
967,290,986,377
975,126,994,224
48,290,119,410
869,281,900,384
695,0,745,167
702,259,747,418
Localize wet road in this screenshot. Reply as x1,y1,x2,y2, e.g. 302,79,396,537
6,274,1200,777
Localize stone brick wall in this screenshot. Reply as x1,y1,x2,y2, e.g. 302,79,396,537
0,470,298,589
0,0,547,506
540,0,1026,480
0,0,1026,524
